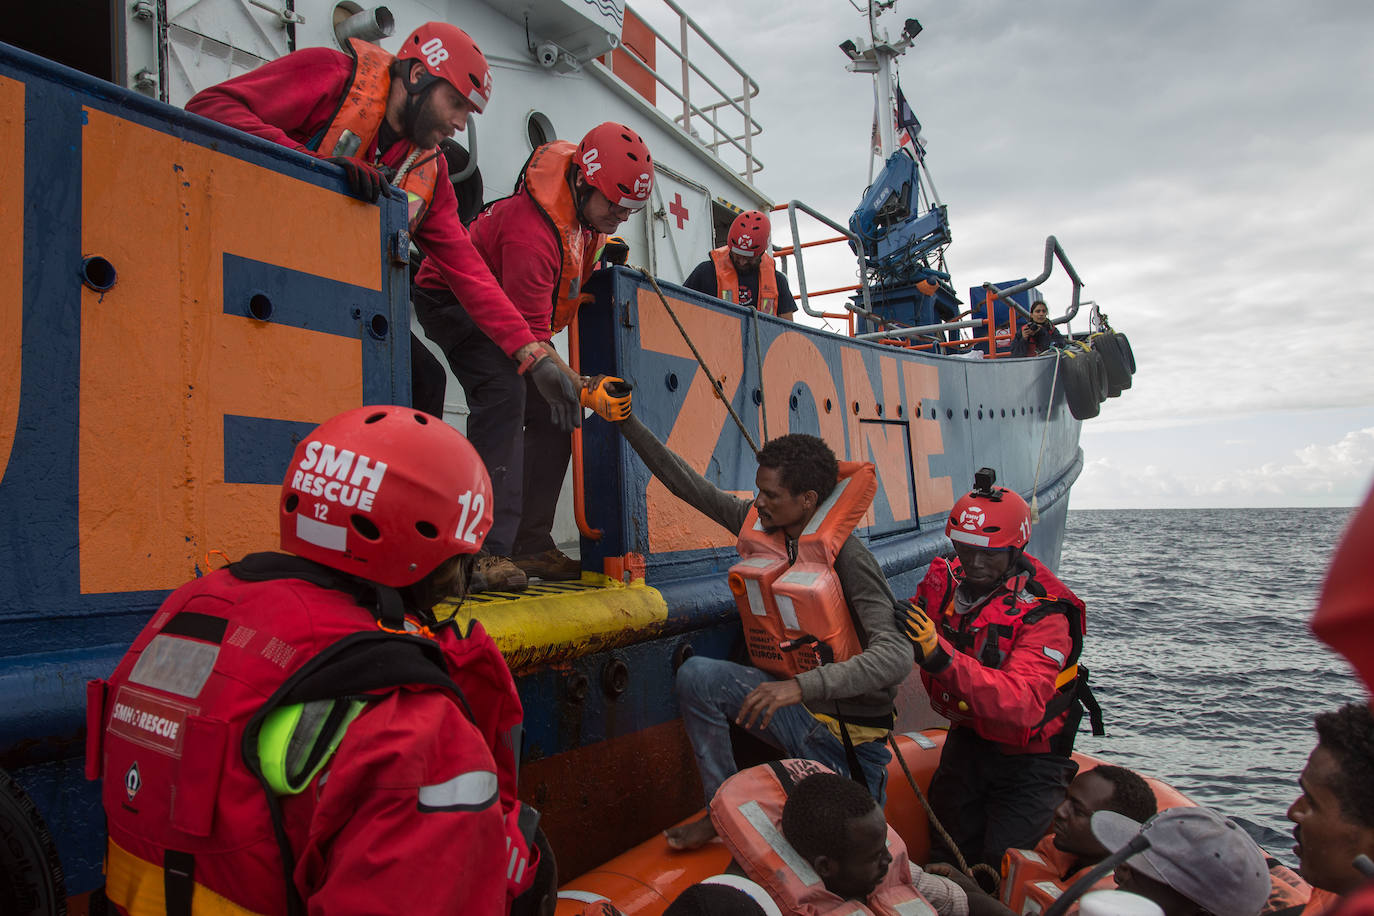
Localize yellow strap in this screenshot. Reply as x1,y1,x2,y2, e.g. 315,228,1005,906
1053,663,1079,690
106,839,268,915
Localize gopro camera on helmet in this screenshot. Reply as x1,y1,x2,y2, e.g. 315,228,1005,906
972,467,998,498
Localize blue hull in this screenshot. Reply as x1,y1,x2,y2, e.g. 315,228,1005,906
0,40,1084,892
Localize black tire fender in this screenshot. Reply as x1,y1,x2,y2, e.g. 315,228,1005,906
1061,350,1100,420
0,769,68,916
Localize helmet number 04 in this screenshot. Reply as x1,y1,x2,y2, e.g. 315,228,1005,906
455,490,485,544
420,37,449,68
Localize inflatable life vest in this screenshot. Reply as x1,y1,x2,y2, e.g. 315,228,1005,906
710,246,779,315
710,759,934,916
86,553,532,916
1002,835,1113,915
914,553,1097,753
516,141,604,333
729,461,877,678
309,38,442,232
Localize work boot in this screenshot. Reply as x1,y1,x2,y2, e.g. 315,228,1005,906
470,553,528,593
513,547,581,582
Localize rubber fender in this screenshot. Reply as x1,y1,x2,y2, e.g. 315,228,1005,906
1116,332,1136,375
0,769,67,916
1091,333,1130,396
1061,349,1101,420
1088,346,1108,402
1070,341,1108,404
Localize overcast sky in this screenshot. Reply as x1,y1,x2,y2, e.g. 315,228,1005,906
638,0,1374,509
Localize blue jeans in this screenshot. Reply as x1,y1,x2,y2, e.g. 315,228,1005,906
675,656,891,805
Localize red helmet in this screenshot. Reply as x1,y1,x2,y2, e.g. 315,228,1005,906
576,122,654,211
279,406,493,587
728,209,771,257
397,22,493,113
945,471,1031,550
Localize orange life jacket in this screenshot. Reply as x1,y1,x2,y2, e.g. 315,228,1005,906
1262,858,1315,916
310,38,441,232
518,141,603,333
728,461,877,678
1001,835,1113,916
710,246,779,315
710,759,934,916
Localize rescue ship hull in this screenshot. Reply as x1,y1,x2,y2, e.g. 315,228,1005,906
0,2,1091,902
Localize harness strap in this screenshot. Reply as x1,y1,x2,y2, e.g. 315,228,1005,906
164,849,195,916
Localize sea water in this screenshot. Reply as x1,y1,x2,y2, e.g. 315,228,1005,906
1059,507,1362,850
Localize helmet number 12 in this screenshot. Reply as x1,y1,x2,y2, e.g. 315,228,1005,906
455,490,485,545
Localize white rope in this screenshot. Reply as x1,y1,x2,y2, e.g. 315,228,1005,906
392,148,422,186
1029,349,1063,524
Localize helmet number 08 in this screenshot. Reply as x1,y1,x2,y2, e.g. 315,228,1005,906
455,490,485,544
420,37,449,68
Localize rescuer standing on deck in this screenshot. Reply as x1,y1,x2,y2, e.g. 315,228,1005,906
184,23,585,501
896,467,1099,869
89,406,546,915
412,122,654,592
683,209,797,320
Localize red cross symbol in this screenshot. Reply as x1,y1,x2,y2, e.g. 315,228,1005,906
668,192,689,230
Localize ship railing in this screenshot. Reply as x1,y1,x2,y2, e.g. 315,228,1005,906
773,200,873,335
852,236,1086,357
611,0,764,181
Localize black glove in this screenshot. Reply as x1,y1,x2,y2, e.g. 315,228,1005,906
324,157,386,203
526,354,582,433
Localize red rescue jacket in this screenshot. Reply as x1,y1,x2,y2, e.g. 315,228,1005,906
87,553,531,916
913,553,1090,753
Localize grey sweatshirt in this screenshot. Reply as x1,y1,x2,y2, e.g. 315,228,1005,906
618,415,913,722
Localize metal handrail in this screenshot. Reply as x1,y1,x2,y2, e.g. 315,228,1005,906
607,0,764,181
853,235,1085,355
613,49,762,179
781,200,873,320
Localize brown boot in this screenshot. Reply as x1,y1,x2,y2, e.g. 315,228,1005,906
470,554,529,593
513,548,581,582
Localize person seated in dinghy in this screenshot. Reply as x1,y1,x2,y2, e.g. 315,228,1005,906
970,765,1157,914
1092,807,1271,916
1285,702,1374,916
610,408,911,851
710,763,1022,916
896,467,1101,869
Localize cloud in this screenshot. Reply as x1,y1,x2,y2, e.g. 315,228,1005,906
1076,426,1374,508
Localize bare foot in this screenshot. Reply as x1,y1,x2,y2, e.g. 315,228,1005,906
664,814,717,851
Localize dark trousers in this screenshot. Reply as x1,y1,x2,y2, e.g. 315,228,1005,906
413,285,570,557
409,332,447,419
926,726,1078,869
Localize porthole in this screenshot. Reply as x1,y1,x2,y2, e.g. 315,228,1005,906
527,111,556,151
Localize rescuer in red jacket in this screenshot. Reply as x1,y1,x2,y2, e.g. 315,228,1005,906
184,23,585,468
89,406,547,915
412,122,654,590
896,468,1098,869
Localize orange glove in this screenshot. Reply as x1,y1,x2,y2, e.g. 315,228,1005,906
580,376,633,422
